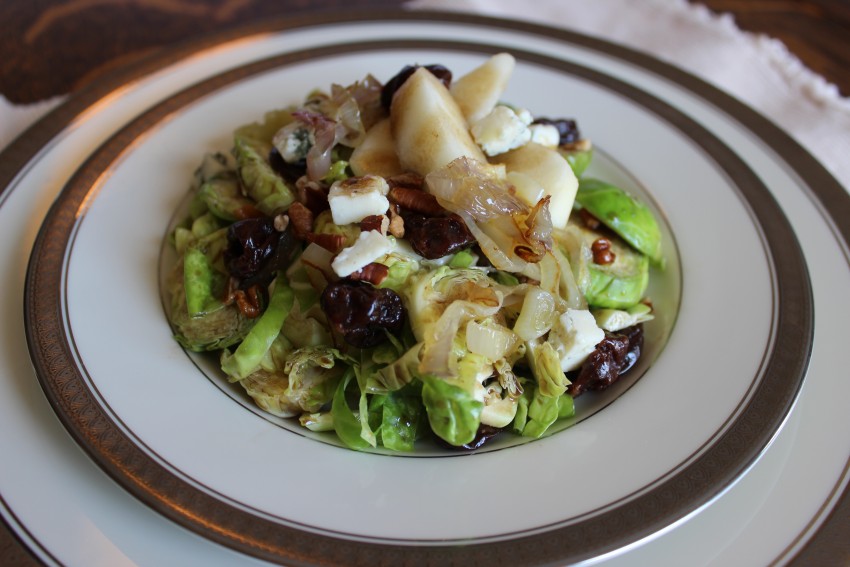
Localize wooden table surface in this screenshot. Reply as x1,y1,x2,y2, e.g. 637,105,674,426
1,0,849,104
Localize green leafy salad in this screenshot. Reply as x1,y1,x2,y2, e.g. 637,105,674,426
166,53,664,451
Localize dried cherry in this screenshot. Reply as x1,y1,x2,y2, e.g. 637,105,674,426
268,147,306,183
224,217,297,289
381,64,453,109
403,213,475,259
320,280,406,348
437,423,502,451
532,117,581,146
567,325,644,397
618,324,644,375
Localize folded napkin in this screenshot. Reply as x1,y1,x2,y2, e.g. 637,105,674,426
408,0,850,190
1,96,63,151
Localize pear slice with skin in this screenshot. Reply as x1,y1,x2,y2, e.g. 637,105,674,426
492,142,578,229
450,52,515,124
390,67,486,176
349,118,405,178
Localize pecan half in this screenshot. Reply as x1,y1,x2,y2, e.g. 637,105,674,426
287,201,314,240
388,186,446,216
387,172,425,191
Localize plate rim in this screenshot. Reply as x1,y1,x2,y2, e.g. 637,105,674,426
21,15,815,566
23,22,813,566
6,8,844,566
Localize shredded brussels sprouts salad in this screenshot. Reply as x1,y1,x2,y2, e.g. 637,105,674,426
166,53,664,451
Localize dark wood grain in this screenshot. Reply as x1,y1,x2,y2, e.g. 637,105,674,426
698,0,850,96
0,0,406,103
1,1,848,103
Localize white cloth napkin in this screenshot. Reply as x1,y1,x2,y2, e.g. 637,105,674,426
0,96,63,150
407,0,850,190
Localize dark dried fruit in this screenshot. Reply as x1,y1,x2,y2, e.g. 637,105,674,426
403,214,475,259
381,64,453,109
436,423,501,450
268,147,306,183
618,324,644,375
532,117,581,146
224,216,297,288
567,325,644,397
294,175,330,216
320,280,406,348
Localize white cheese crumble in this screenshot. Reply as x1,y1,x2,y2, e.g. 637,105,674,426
327,175,390,225
470,106,532,156
514,108,533,125
529,123,561,147
549,308,605,372
331,230,393,277
273,126,313,163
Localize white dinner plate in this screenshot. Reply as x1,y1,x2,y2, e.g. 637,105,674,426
4,12,850,566
23,27,811,565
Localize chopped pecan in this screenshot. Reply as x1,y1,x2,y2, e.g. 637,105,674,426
387,172,425,191
287,202,314,240
388,186,446,216
306,232,347,253
273,214,290,232
388,208,405,238
234,286,263,318
360,214,389,234
579,208,601,230
591,238,616,265
348,262,390,286
223,279,263,318
295,175,330,214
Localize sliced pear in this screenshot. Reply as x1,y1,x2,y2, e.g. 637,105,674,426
390,67,486,176
450,52,515,123
493,142,578,229
349,118,404,177
506,171,546,206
